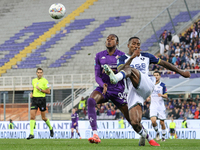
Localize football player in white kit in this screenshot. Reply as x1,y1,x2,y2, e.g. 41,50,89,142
147,71,168,142
103,36,190,147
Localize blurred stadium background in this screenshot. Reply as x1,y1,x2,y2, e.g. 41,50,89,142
0,0,199,128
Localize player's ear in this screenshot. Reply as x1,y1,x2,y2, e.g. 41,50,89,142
127,43,130,48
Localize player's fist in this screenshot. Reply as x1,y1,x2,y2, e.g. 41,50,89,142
181,71,191,78
102,83,108,95
158,93,162,97
36,85,40,90
131,49,141,58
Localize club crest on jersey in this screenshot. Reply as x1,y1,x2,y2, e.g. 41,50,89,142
101,56,106,59
115,55,119,59
140,57,145,61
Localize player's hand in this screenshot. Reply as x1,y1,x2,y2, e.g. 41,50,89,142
146,96,151,101
180,71,191,78
102,69,105,74
102,83,108,95
30,93,33,98
74,123,76,126
36,85,40,90
158,93,162,97
102,69,116,73
131,48,141,59
112,69,117,73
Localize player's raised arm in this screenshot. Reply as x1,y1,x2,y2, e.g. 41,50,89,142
94,53,104,87
158,59,190,78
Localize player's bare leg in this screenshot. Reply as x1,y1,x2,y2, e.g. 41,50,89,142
87,91,104,144
129,105,160,146
160,120,166,141
119,105,131,123
41,111,54,137
151,116,160,140
104,66,160,146
27,109,37,139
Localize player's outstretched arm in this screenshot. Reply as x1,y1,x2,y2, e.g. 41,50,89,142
158,60,190,78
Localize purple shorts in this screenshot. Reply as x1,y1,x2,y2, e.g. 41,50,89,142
95,87,127,108
71,123,78,129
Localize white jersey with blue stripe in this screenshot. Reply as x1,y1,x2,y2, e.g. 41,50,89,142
117,52,160,75
150,81,167,110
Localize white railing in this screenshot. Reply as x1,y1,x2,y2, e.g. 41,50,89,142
0,74,95,91
62,75,96,111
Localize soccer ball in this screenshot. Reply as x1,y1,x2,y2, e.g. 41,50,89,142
49,3,66,19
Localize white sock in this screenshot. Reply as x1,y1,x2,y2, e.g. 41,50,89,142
115,71,126,81
138,128,147,138
153,125,158,132
162,129,166,138
93,130,98,135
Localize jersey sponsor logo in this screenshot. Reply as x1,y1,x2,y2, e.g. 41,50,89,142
101,56,106,59
130,63,146,72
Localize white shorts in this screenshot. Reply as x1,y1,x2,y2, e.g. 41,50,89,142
150,108,166,120
127,72,156,110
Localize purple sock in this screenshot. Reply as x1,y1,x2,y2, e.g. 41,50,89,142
71,132,74,138
87,98,97,131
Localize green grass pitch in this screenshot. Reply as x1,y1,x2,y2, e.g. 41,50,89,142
0,139,199,150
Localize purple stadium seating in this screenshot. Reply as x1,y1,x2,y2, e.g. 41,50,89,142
18,19,95,69
49,16,131,68
0,21,56,67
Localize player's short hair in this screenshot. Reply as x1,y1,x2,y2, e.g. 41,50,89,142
153,71,161,75
128,36,140,43
108,34,119,45
36,68,43,72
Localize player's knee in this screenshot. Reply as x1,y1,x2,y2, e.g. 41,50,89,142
30,117,35,120
122,67,132,77
87,97,96,107
151,120,157,126
42,117,47,121
160,121,165,126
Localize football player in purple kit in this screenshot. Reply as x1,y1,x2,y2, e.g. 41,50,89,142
87,34,131,144
104,36,190,146
71,108,81,139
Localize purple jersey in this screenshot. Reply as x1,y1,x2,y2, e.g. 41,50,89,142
71,113,78,124
95,49,125,91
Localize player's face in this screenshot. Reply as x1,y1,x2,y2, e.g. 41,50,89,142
128,38,141,55
106,35,118,48
153,73,160,82
72,109,75,114
36,70,43,79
